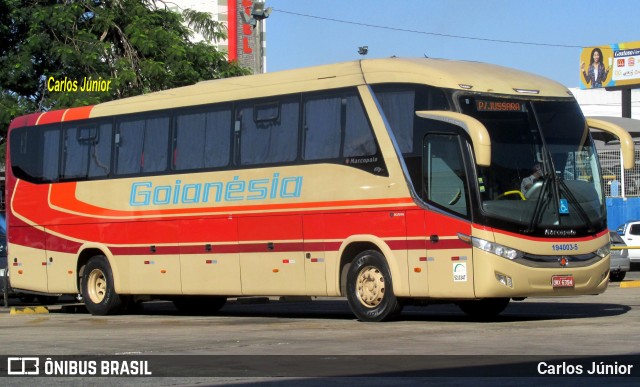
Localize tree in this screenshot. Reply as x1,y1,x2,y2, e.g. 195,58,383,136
0,0,250,158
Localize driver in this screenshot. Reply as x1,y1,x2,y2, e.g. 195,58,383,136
521,163,542,194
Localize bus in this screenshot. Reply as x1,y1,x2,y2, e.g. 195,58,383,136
6,58,634,321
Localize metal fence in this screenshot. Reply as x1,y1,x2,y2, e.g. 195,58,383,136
598,149,640,197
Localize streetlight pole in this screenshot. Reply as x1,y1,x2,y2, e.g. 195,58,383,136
242,1,271,73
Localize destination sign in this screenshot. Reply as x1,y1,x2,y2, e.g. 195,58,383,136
475,100,525,112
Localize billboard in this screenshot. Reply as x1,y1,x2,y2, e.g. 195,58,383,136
228,0,266,74
580,41,640,89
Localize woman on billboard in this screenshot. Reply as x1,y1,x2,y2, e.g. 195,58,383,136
581,47,611,88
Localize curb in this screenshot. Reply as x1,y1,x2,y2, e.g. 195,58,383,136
10,306,50,315
620,280,640,288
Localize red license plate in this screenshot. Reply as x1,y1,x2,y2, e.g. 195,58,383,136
552,275,574,288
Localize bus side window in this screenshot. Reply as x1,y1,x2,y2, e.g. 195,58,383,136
343,95,377,157
174,107,231,171
42,128,61,182
303,96,341,160
238,98,299,166
116,115,169,175
423,133,470,218
302,91,377,161
9,125,60,183
62,123,112,179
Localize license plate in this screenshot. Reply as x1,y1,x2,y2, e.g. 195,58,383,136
552,275,574,288
0,268,5,276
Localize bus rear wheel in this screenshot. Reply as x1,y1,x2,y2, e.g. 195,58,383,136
82,255,124,315
458,298,510,320
346,250,402,322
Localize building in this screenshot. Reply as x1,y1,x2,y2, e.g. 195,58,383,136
570,88,640,119
164,0,267,74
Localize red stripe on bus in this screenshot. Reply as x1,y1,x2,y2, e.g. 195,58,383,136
8,106,93,131
9,113,43,130
180,244,238,254
37,110,66,125
63,105,94,121
109,246,190,256
237,242,305,253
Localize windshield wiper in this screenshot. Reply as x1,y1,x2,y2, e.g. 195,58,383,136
525,172,552,233
556,177,597,233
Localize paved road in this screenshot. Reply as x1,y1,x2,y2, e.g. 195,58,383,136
1,273,639,385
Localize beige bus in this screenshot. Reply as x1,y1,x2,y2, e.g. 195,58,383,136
6,58,633,321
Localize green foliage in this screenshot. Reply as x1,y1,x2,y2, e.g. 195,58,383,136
0,0,251,161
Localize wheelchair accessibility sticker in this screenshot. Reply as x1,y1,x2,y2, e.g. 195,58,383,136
559,199,569,215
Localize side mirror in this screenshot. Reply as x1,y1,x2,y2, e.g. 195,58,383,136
416,111,491,166
587,118,634,169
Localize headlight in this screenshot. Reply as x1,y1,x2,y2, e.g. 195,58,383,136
459,234,523,260
595,243,611,258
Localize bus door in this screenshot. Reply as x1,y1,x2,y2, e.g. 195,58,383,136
238,215,306,295
422,133,475,298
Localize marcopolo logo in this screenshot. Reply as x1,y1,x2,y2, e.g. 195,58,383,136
130,172,303,207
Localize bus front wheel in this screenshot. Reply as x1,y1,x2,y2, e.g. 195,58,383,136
82,255,124,315
346,250,403,322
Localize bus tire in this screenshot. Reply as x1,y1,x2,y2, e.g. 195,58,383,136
346,250,403,322
458,298,510,320
173,296,227,315
82,255,124,315
609,272,626,282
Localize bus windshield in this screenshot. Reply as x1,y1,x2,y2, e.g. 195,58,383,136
460,97,604,236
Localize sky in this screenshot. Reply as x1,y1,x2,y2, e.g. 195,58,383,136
264,0,639,88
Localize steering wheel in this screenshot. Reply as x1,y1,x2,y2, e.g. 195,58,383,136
495,190,525,200
524,181,543,200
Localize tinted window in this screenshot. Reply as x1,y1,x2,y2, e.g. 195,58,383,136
174,107,231,170
303,92,377,160
373,84,448,154
303,96,341,160
424,133,469,217
116,115,169,175
238,98,299,165
42,128,61,181
630,224,640,236
343,95,376,157
62,122,112,179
